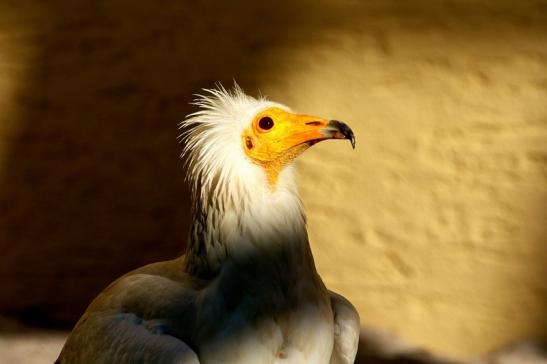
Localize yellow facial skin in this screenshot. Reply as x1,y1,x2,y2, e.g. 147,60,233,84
242,107,331,188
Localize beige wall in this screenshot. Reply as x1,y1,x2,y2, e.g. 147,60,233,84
0,0,545,359
258,4,547,356
255,1,547,357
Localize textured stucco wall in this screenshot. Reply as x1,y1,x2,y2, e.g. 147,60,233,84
0,0,545,359
278,14,547,358
257,3,547,356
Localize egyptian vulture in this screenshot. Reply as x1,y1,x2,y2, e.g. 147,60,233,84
57,84,360,364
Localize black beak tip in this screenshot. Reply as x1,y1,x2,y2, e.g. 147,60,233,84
329,119,356,149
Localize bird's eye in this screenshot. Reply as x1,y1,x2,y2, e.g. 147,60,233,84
258,116,274,131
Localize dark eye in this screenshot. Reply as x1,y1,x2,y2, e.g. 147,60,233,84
258,116,274,130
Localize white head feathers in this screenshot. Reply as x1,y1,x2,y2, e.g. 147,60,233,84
179,84,291,206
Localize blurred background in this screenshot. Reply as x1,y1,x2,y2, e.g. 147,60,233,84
0,0,546,363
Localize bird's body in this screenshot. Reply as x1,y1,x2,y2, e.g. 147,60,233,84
58,85,359,364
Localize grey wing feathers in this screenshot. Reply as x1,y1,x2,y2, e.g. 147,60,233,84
57,265,201,364
57,312,199,364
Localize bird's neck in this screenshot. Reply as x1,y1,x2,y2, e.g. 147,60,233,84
183,165,318,279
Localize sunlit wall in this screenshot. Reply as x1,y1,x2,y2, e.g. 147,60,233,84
264,4,547,356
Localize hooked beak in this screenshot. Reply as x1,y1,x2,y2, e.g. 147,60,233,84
289,117,355,150
319,120,356,149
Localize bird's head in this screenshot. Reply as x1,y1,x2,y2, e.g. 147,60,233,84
180,84,354,204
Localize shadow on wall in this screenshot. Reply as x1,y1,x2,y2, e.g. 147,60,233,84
0,0,252,326
0,0,357,327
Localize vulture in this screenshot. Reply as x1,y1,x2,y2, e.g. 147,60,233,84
57,84,360,364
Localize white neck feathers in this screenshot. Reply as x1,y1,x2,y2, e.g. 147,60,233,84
179,85,311,277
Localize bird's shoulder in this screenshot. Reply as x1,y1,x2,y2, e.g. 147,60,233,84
329,290,360,364
85,256,204,314
58,257,204,363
